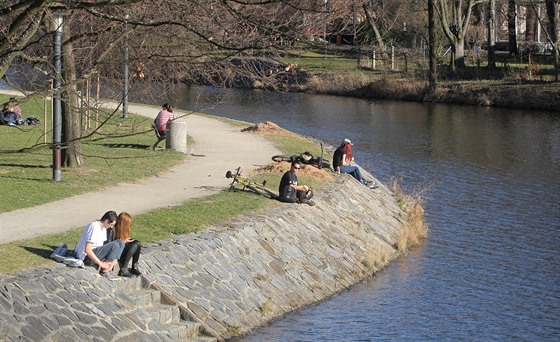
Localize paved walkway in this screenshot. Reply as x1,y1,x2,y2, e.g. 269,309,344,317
0,95,280,244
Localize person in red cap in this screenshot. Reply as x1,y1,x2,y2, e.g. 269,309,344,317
333,139,377,189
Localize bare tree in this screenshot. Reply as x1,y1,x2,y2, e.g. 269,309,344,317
487,0,497,69
1,0,320,168
437,0,486,70
362,1,390,64
507,0,519,55
428,0,438,92
544,0,560,79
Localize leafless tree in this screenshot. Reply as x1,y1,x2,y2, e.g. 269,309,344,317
487,0,497,69
0,0,322,168
437,0,486,70
428,0,438,91
542,0,559,79
507,0,519,55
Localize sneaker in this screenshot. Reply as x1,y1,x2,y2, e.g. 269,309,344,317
63,258,84,268
365,181,379,189
100,271,119,281
300,199,316,206
118,269,134,278
130,267,142,276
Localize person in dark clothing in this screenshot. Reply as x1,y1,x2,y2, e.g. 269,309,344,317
332,139,377,189
278,161,315,206
107,212,142,277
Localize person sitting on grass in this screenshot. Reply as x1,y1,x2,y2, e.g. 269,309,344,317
333,139,377,189
1,98,22,126
74,211,125,279
278,161,315,206
106,212,142,278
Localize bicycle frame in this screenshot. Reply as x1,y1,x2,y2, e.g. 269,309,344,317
226,167,278,199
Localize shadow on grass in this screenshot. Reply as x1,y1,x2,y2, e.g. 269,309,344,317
21,244,57,260
0,163,51,168
99,143,151,149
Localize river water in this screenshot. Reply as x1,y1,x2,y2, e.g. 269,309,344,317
166,86,560,341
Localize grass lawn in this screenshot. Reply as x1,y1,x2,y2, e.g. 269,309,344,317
0,94,186,212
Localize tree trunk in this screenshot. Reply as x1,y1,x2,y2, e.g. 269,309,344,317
545,0,560,80
437,0,479,71
61,20,83,168
428,0,437,93
526,4,537,41
454,38,466,68
363,2,389,67
487,0,497,69
508,0,518,55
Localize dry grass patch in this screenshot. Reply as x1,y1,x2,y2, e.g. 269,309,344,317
392,178,430,253
355,245,395,276
241,121,299,137
255,162,334,183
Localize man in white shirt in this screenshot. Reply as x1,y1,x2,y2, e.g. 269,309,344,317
75,211,124,278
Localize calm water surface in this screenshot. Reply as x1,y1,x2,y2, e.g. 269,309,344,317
167,86,560,341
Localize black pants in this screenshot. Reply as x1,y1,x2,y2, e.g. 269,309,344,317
119,240,141,269
280,189,313,203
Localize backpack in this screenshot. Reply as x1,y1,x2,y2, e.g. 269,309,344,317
50,243,84,268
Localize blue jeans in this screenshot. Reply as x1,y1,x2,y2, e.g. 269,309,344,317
92,240,125,263
340,165,365,183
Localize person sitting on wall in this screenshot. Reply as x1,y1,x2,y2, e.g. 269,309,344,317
74,211,125,279
278,161,315,206
333,138,377,189
106,212,142,278
152,103,175,150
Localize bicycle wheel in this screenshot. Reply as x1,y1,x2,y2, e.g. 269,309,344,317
247,184,278,200
226,171,238,192
272,155,292,162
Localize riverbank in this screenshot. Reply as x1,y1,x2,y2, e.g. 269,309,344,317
301,74,560,112
0,172,426,341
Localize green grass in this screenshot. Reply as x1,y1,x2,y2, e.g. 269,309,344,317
0,94,186,212
267,133,324,157
0,190,272,274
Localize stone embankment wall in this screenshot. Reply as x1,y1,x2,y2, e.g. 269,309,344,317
0,174,406,341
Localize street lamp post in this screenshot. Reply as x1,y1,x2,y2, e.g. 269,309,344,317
52,13,64,182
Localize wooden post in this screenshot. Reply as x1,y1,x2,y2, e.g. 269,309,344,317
95,73,100,125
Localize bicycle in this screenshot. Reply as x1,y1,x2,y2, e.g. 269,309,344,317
226,167,278,200
272,143,331,169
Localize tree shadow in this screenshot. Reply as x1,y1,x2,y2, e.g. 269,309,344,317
99,143,151,149
0,163,50,168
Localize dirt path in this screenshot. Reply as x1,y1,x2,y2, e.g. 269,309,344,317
0,99,280,244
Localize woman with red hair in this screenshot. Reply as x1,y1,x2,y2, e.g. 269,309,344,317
108,212,142,277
